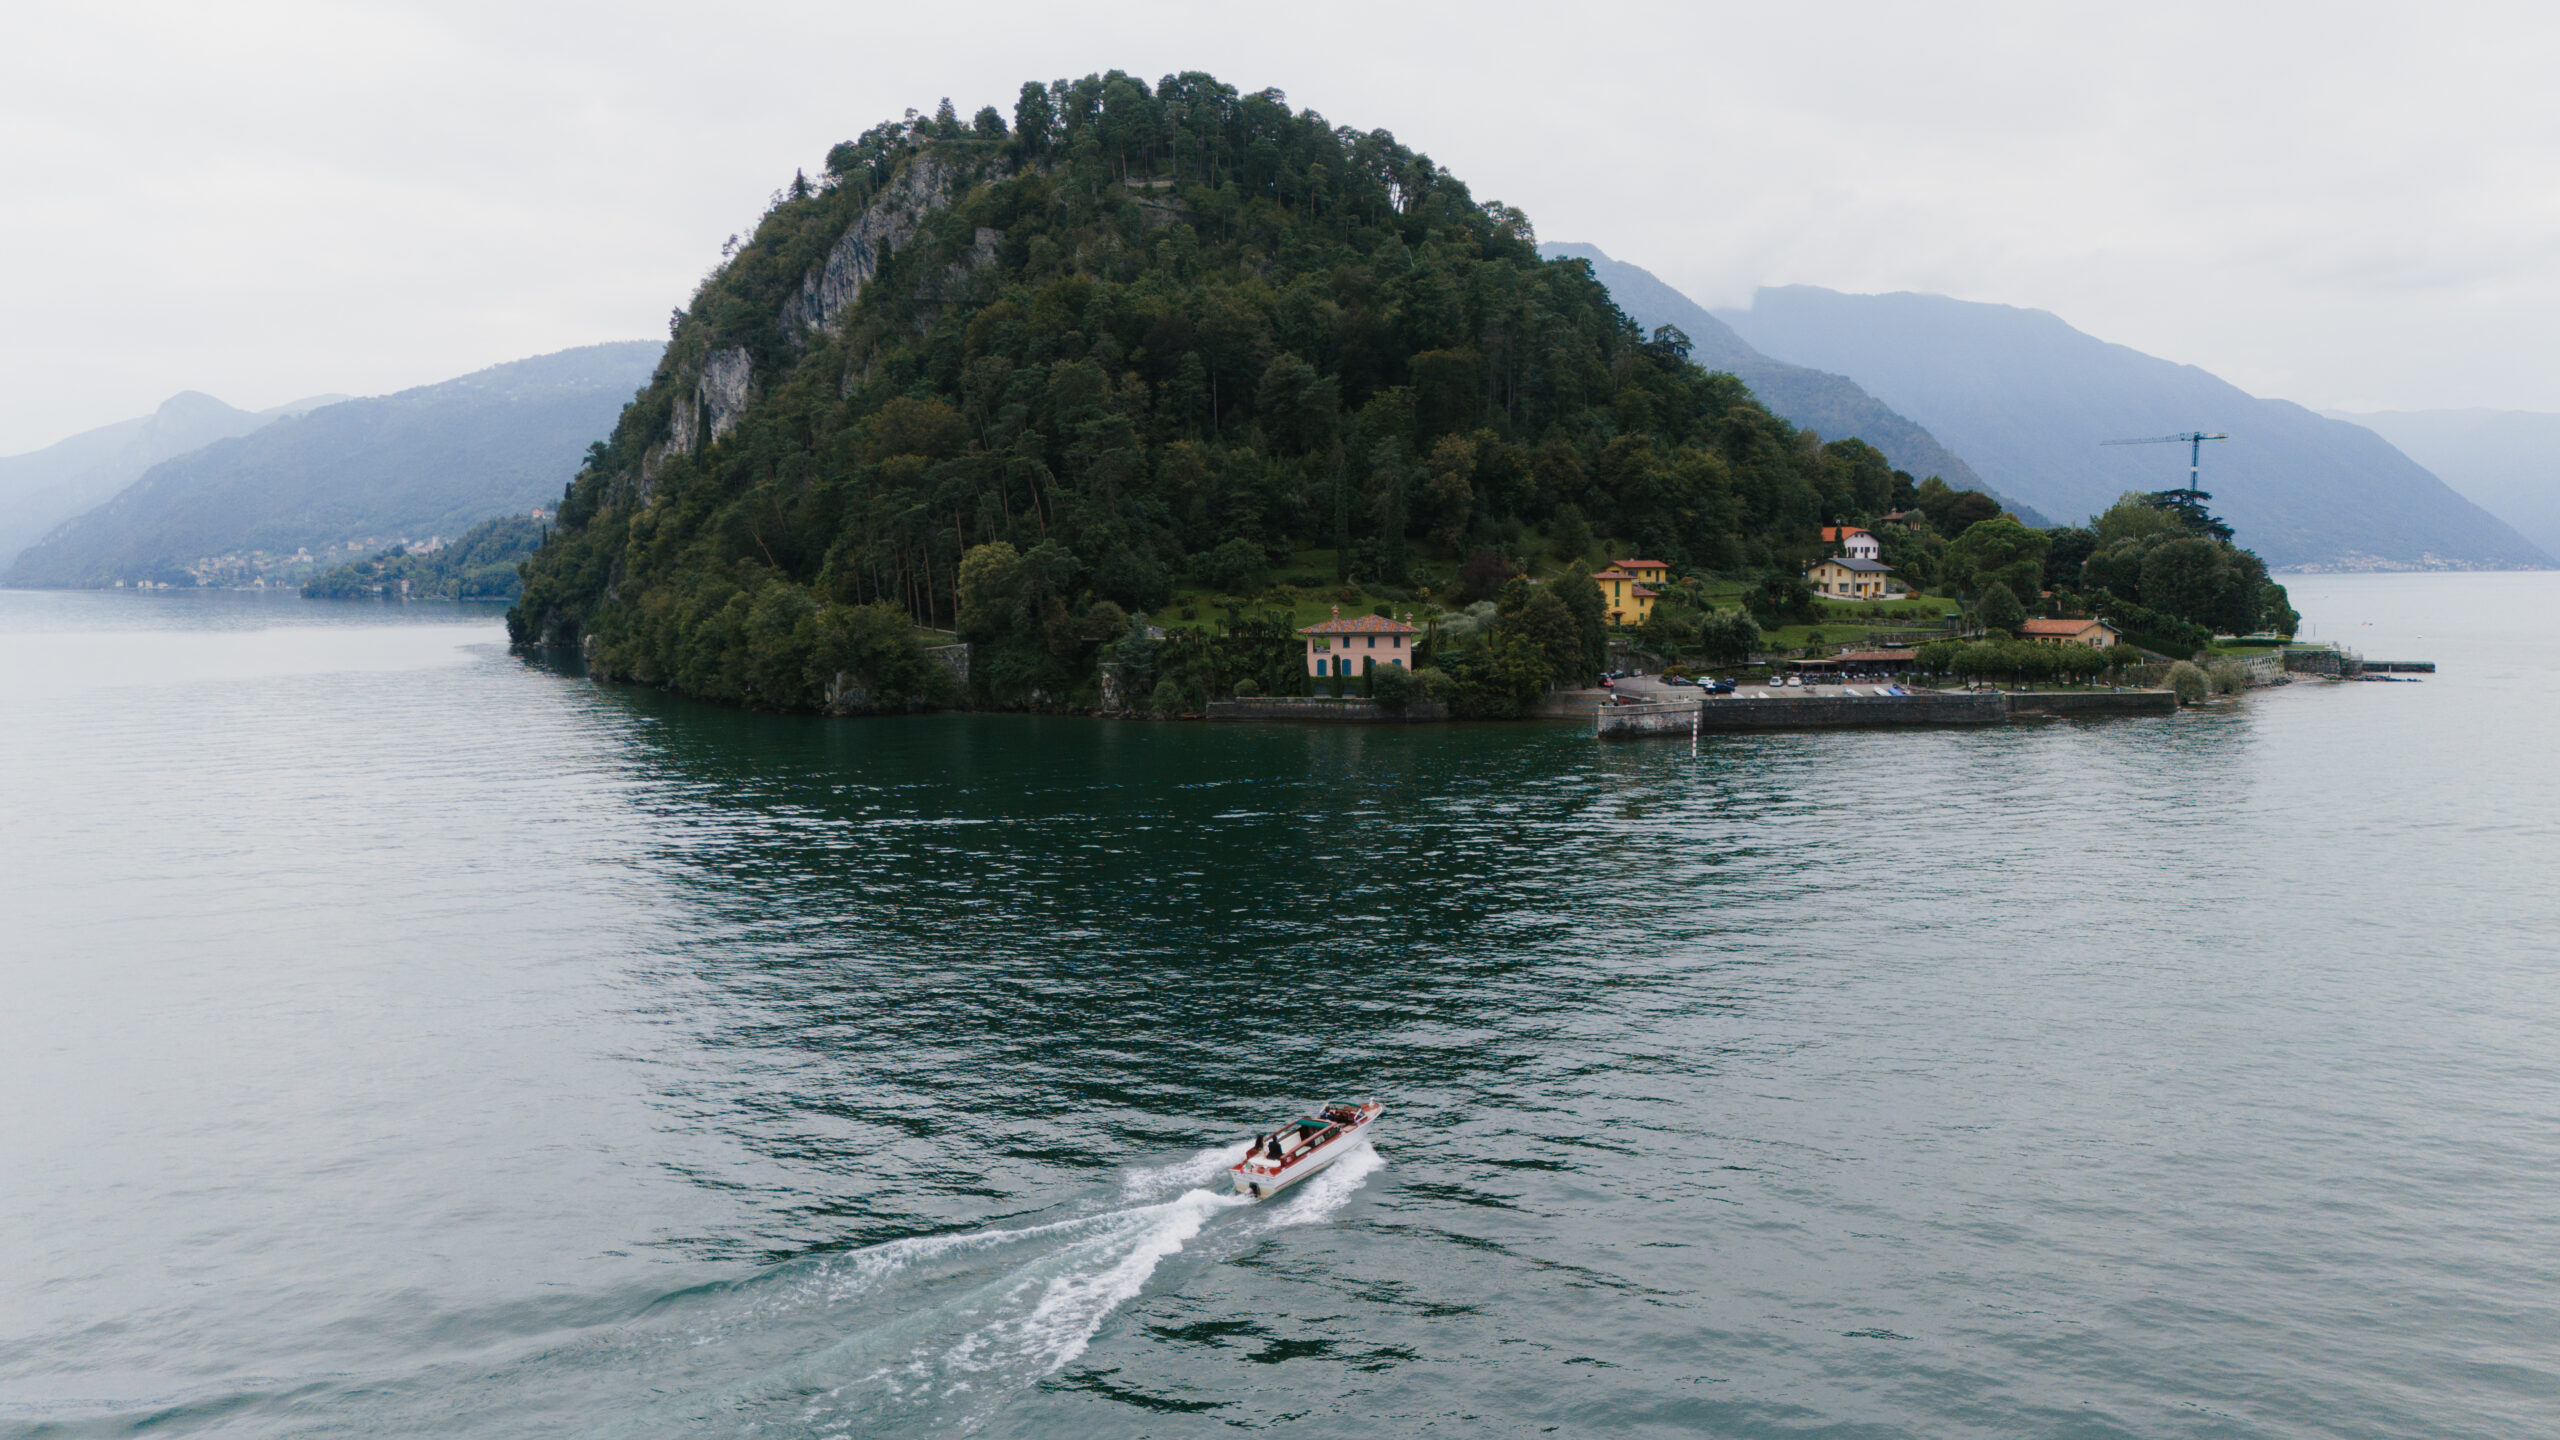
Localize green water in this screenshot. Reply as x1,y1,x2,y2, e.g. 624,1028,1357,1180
2,575,2555,1436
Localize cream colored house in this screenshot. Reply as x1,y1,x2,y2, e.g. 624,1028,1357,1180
2018,617,2121,648
1805,556,1900,600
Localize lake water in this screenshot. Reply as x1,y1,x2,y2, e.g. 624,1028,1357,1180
2,574,2555,1438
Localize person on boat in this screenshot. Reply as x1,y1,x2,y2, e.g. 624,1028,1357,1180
1264,1135,1285,1162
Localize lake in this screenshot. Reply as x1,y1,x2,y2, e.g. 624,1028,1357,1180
2,573,2554,1437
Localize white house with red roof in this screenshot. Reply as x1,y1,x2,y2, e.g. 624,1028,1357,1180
1821,526,1882,561
1299,607,1419,677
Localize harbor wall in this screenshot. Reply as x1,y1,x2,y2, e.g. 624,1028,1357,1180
1595,692,2007,736
1594,689,2171,736
2005,690,2177,717
1205,697,1451,723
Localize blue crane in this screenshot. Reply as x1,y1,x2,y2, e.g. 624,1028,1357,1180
2102,431,2231,540
2101,431,2227,502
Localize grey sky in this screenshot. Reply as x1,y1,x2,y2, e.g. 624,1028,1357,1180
4,0,2555,454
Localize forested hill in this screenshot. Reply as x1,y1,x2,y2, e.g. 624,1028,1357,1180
513,72,1922,710
1536,243,2046,526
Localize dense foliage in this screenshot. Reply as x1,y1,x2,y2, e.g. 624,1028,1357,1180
2060,492,2296,641
303,514,545,601
511,70,1945,711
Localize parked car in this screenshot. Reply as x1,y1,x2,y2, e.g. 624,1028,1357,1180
1705,679,1736,695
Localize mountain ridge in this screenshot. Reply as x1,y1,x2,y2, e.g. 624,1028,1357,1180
6,343,659,587
2325,408,2560,560
1713,286,2549,571
1538,244,2051,525
0,391,341,570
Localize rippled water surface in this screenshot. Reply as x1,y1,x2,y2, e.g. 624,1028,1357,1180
3,575,2556,1437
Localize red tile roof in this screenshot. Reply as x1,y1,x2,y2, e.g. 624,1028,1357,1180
1632,585,1658,597
1591,567,1633,581
1299,613,1419,636
1821,526,1871,542
1617,558,1669,570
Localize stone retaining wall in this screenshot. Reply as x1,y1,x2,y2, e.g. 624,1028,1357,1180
2004,689,2178,717
1205,697,1451,723
1595,692,2007,736
1593,689,2173,736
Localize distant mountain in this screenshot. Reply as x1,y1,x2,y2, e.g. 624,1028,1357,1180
7,342,661,588
0,391,340,571
1539,244,2052,524
2326,409,2560,560
1713,287,2551,571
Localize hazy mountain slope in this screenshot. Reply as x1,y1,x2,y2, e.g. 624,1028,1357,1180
0,392,339,570
2329,409,2560,559
8,343,660,587
1715,286,2549,570
1539,244,2050,522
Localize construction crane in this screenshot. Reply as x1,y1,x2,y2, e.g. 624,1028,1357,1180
2101,431,2227,502
2102,431,2231,539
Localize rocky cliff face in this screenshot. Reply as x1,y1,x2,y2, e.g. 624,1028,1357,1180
664,345,755,461
779,155,960,341
639,157,994,491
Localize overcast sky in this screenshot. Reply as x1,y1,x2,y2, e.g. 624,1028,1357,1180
3,0,2555,453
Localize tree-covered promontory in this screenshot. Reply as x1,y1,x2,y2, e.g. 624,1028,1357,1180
510,70,1924,710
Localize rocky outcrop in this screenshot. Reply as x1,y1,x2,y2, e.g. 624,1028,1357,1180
696,348,752,443
650,344,755,484
780,156,960,341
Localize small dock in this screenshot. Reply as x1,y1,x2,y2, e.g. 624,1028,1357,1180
2284,647,2433,678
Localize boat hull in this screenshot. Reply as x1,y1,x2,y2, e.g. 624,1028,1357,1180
1231,1102,1382,1199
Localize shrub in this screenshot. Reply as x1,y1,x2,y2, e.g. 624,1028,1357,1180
1190,536,1267,594
2167,660,2209,704
1977,581,2026,632
1459,547,1512,603
2207,657,2250,695
1369,662,1416,712
1233,677,1260,698
1549,503,1593,562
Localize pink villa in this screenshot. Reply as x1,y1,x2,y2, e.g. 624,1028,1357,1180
1299,607,1419,678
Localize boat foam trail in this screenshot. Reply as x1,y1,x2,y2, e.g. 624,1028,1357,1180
1119,1142,1254,1203
1250,1140,1383,1230
688,1185,1256,1434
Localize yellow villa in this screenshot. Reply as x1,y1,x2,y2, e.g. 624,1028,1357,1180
1595,558,1668,626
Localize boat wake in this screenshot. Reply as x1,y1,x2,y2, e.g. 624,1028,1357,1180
624,1143,1375,1435
231,1143,1384,1438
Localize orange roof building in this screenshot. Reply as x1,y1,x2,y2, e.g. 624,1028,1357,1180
1299,607,1420,677
2018,617,2121,648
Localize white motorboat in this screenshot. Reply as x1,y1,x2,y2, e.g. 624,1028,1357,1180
1230,1100,1382,1199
